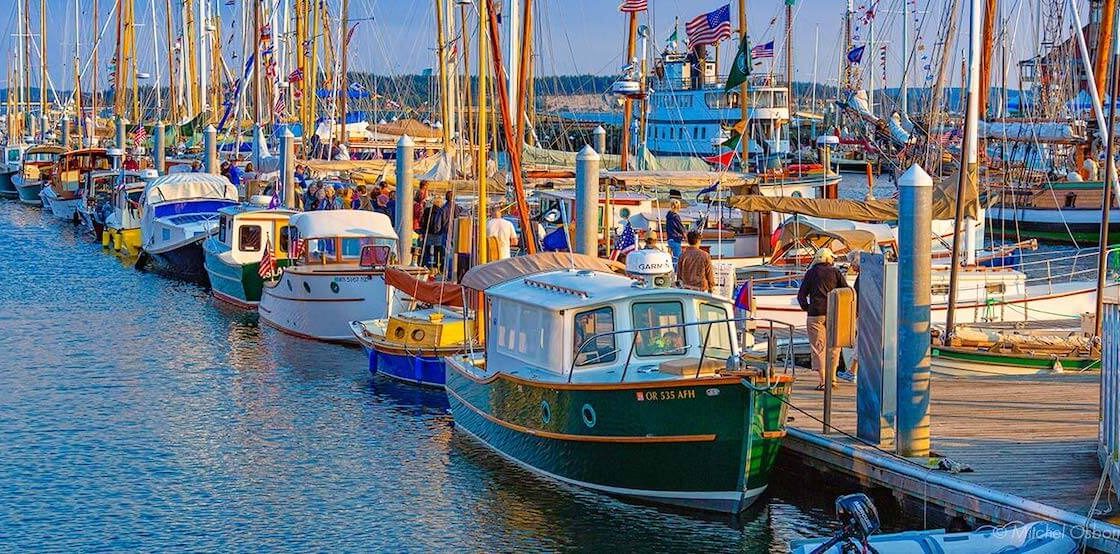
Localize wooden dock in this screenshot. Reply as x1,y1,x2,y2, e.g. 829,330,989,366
781,371,1120,552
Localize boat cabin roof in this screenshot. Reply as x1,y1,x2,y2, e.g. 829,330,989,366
218,204,298,221
26,145,65,155
535,189,657,203
289,209,397,240
487,268,678,311
142,173,238,205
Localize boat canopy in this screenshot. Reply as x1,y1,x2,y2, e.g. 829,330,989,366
385,267,464,307
775,221,880,254
290,209,397,240
461,252,624,291
142,173,239,204
730,171,980,222
25,144,66,155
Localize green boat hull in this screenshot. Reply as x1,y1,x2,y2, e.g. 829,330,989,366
932,346,1099,376
445,360,793,513
204,249,291,308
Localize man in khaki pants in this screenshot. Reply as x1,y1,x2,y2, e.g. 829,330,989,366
797,248,848,390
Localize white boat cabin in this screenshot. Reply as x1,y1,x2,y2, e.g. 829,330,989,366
215,206,298,265
290,210,399,266
482,265,741,384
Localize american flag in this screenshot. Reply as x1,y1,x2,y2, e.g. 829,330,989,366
260,24,273,42
273,93,287,118
611,222,637,261
686,4,732,48
129,126,148,142
619,0,648,13
288,68,304,83
258,238,277,280
751,41,775,59
291,238,305,259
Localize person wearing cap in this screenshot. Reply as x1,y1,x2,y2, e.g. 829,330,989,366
797,248,848,390
665,199,685,263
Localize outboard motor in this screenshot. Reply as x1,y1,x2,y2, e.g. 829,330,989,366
625,249,675,289
810,493,881,554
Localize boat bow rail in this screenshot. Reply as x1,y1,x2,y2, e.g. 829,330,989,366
570,315,797,385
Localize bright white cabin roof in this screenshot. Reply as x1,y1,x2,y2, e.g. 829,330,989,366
486,268,714,312
142,173,238,204
534,189,657,202
290,209,397,240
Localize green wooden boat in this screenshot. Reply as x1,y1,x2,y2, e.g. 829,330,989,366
203,205,297,308
445,251,795,513
931,345,1099,376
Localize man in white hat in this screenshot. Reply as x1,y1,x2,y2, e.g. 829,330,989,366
797,247,849,390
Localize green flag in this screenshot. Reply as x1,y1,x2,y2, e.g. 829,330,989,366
720,120,747,149
725,38,751,92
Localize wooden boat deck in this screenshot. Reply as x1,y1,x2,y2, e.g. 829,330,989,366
782,371,1120,551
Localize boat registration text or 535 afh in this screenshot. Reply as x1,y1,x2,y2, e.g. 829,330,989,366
636,389,697,402
333,276,372,283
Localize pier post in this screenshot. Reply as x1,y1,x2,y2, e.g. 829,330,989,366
395,135,415,266
896,164,933,458
593,126,607,158
153,122,166,174
60,117,70,149
25,113,34,141
252,123,265,170
817,135,838,179
204,125,218,175
116,117,127,151
280,128,295,209
41,114,49,142
575,145,601,256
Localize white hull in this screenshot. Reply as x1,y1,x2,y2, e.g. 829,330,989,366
753,280,1106,329
41,188,80,221
258,269,408,343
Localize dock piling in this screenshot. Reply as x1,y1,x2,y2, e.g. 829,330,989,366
395,135,415,266
116,117,126,151
281,128,295,209
60,116,70,149
592,125,607,157
154,122,166,174
896,164,933,458
204,125,218,175
575,145,601,256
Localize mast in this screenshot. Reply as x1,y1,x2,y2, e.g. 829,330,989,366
515,0,534,148
978,0,997,118
296,0,307,153
739,0,749,171
944,0,982,340
1096,2,1120,337
901,0,909,119
39,0,47,131
253,0,262,123
477,0,489,267
1095,0,1117,102
91,0,99,142
460,1,472,155
435,0,452,151
339,0,350,147
184,0,197,116
210,3,222,124
505,0,520,129
129,0,140,122
925,0,962,169
785,0,793,115
484,0,536,254
620,8,638,170
74,0,83,145
197,0,208,119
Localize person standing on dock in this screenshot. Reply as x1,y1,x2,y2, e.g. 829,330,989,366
677,231,714,293
665,200,685,264
486,205,516,261
797,248,848,390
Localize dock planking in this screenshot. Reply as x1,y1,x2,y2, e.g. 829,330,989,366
780,370,1120,550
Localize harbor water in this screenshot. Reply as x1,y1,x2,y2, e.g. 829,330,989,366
0,198,881,551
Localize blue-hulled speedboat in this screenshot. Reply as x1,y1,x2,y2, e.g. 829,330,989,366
137,173,239,279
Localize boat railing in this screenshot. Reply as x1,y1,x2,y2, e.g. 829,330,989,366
1099,301,1120,502
1014,246,1120,291
569,316,796,385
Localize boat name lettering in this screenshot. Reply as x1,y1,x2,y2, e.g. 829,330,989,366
636,389,696,401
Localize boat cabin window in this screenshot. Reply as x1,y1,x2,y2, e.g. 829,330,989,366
277,225,293,253
573,307,617,367
7,150,20,163
632,301,688,356
217,215,230,244
239,225,262,252
699,303,733,360
773,90,788,107
491,299,560,371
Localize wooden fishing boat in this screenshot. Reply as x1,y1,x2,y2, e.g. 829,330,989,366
0,144,27,198
930,326,1099,376
40,148,113,222
13,144,64,206
203,206,297,308
102,178,148,256
258,210,425,343
445,251,794,513
137,173,239,278
350,268,474,387
77,170,150,241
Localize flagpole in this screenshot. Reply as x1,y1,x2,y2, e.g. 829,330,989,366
738,0,749,172
621,9,639,170
340,0,350,148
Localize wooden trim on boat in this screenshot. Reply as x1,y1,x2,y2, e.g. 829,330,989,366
447,358,793,390
447,388,718,444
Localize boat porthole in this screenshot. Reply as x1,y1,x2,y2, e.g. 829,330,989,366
394,326,406,339
581,403,596,428
541,400,551,424
287,280,293,291
303,282,311,294
411,329,425,341
330,282,340,294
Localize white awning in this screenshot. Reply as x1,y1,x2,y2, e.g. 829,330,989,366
290,209,398,240
142,173,238,204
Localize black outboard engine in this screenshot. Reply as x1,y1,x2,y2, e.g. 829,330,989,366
810,494,881,554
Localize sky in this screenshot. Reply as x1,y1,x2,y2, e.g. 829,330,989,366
0,0,1085,94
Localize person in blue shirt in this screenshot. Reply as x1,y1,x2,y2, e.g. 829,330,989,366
227,162,243,191
665,199,686,263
